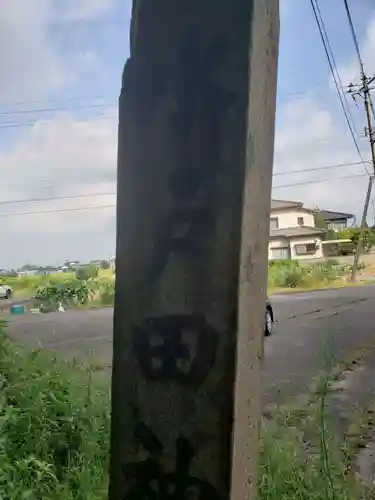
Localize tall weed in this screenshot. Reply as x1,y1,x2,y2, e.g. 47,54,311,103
0,325,367,499
268,259,348,290
0,327,109,499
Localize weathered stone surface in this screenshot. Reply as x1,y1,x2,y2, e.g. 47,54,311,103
109,1,279,499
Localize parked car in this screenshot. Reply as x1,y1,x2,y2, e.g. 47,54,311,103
265,298,274,336
0,284,12,299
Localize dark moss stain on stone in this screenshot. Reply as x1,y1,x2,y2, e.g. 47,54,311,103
133,314,219,388
122,422,219,499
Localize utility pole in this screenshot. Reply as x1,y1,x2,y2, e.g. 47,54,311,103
343,0,375,281
349,75,375,281
109,1,279,500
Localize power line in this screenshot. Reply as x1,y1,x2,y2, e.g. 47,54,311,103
341,0,375,280
276,136,367,154
342,0,365,74
0,114,116,130
273,159,369,176
0,102,115,117
0,94,117,108
0,173,368,216
0,175,116,190
309,0,369,174
0,204,116,218
313,0,360,138
273,172,368,189
370,97,375,122
0,160,368,192
0,191,116,207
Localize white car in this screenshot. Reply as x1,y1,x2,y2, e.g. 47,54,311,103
0,284,12,299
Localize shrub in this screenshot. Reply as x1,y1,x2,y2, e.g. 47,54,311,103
98,280,115,306
0,324,366,500
35,279,90,311
0,327,109,499
325,259,340,266
339,227,375,253
268,259,300,269
268,259,348,290
283,268,305,288
268,260,305,288
75,265,98,281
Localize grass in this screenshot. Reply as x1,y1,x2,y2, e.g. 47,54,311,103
0,326,110,499
0,270,116,313
1,326,371,499
269,279,363,295
2,261,368,307
259,423,358,500
267,259,367,294
4,269,114,299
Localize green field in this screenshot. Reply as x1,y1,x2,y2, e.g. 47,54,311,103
0,260,364,308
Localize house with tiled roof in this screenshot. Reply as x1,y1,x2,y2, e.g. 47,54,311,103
319,209,354,232
269,199,325,260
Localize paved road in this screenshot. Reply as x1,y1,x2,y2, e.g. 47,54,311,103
5,285,375,405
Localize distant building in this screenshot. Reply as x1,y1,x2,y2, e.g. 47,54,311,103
269,199,354,261
269,199,325,260
17,269,38,277
319,209,354,232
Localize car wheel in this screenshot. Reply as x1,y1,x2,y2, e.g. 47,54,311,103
5,290,12,299
265,308,273,336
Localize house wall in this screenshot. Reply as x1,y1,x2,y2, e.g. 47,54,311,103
289,235,323,260
269,235,323,260
325,218,348,232
270,208,315,229
268,237,291,260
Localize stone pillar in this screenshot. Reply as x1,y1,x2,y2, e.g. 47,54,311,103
109,1,279,499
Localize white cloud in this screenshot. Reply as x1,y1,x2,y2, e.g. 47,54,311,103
0,0,119,104
0,110,117,189
0,0,122,267
276,12,375,220
338,14,375,85
2,95,370,269
273,96,369,220
58,0,116,21
0,0,65,102
1,1,374,268
0,112,118,267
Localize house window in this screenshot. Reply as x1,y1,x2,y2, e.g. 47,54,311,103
297,217,304,226
270,217,279,229
295,243,317,255
270,247,290,260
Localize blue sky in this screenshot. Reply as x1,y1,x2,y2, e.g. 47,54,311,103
1,0,375,268
278,0,371,97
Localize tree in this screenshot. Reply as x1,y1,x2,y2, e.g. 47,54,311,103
75,265,98,281
314,211,327,230
339,227,375,253
100,260,110,270
326,229,337,241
